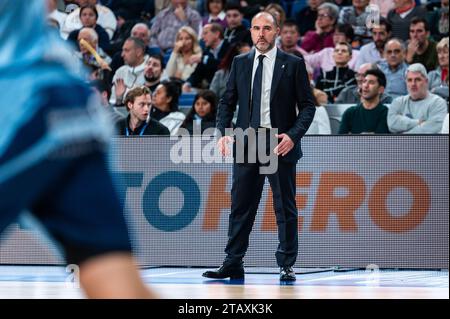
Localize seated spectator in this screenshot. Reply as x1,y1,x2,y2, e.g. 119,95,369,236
316,42,357,102
144,54,165,92
429,0,449,41
305,64,331,134
428,37,449,98
295,0,326,38
47,0,67,38
377,38,408,98
117,86,170,136
300,2,339,53
62,0,117,40
183,23,229,92
339,69,391,134
202,0,227,29
338,0,372,46
74,27,112,82
110,37,149,105
149,0,202,53
388,63,447,133
110,23,151,75
387,0,427,41
355,17,391,69
68,4,111,52
151,80,186,135
278,20,304,57
306,63,328,106
336,63,379,103
406,17,438,72
223,3,252,47
304,23,360,73
163,26,202,82
210,42,249,99
179,90,218,134
90,79,125,124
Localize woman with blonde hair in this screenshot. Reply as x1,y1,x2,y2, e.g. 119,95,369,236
163,26,203,81
428,37,449,95
264,3,286,27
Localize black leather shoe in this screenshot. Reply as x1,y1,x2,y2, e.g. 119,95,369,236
202,265,245,279
280,266,296,281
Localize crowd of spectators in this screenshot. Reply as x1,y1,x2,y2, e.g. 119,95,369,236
47,0,449,135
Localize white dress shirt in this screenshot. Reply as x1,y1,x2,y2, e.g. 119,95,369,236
252,46,277,128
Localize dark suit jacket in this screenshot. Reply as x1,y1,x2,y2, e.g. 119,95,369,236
216,49,316,163
186,40,230,89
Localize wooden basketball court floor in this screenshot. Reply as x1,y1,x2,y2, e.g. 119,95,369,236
0,266,447,299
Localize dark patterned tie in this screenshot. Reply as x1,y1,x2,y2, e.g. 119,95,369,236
250,55,265,128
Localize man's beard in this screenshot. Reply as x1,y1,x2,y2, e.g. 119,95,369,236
375,40,385,50
145,74,159,82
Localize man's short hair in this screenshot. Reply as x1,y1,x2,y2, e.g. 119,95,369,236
148,53,165,69
225,2,243,14
406,63,428,79
336,23,355,42
207,22,224,39
410,17,430,32
336,41,352,56
91,79,111,99
125,37,146,53
364,69,387,88
384,38,407,51
281,20,300,33
131,22,150,34
79,27,98,42
124,86,151,110
372,16,391,33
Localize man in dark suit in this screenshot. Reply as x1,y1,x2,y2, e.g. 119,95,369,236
202,12,316,282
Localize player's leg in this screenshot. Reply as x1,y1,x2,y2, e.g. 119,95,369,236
79,252,156,298
30,151,155,298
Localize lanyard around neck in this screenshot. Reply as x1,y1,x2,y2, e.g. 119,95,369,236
126,122,148,136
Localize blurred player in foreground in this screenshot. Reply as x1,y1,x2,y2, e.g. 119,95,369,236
0,0,154,298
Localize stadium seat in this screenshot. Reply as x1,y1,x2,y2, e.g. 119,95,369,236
179,92,196,109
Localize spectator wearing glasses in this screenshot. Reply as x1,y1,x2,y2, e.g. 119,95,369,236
295,0,326,38
336,62,392,104
377,38,408,98
300,2,339,53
